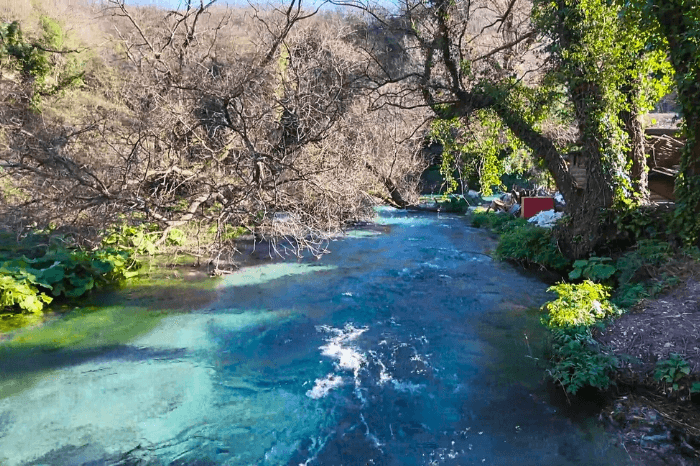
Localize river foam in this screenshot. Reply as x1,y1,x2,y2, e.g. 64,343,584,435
306,324,368,399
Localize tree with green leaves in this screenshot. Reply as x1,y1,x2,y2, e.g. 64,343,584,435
533,0,673,252
339,0,673,257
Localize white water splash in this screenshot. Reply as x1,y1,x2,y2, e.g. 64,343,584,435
317,324,368,375
305,374,345,400
421,262,441,269
306,324,368,399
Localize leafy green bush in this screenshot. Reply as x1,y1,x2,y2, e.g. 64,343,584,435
616,240,672,281
0,18,84,106
569,256,616,282
548,327,618,394
654,354,690,393
612,240,677,308
102,224,160,255
470,211,526,231
0,21,51,82
470,211,495,228
542,281,621,328
437,196,469,213
609,205,663,242
612,282,648,308
0,273,52,314
0,246,138,315
495,222,570,271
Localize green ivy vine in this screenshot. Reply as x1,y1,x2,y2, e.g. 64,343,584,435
428,108,532,196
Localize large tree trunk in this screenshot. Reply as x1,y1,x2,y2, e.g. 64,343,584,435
365,162,409,208
493,88,613,259
554,78,615,258
537,2,617,258
620,83,649,203
620,99,649,204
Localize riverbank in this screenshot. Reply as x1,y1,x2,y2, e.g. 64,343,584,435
458,206,700,464
596,276,700,465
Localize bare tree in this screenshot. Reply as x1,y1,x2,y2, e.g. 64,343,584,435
0,0,429,260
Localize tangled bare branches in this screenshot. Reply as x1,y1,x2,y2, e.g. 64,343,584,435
0,0,429,258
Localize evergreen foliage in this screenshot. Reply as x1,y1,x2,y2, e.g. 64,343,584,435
0,18,84,105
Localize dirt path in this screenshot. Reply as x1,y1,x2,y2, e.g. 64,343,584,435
595,279,700,464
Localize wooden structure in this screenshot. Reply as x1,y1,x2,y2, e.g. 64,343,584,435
564,126,684,202
646,128,683,202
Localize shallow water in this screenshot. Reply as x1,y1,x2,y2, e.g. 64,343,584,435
0,207,632,465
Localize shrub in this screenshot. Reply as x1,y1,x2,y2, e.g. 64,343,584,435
609,205,663,242
611,282,647,308
0,21,51,82
0,18,84,107
615,240,672,286
496,222,570,271
542,281,621,328
102,223,160,255
470,211,526,232
654,354,690,392
0,273,52,314
0,245,139,315
437,195,469,213
548,327,618,394
166,228,187,246
568,256,616,282
612,240,684,308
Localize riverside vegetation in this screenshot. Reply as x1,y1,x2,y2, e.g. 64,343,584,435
471,207,700,461
471,209,700,394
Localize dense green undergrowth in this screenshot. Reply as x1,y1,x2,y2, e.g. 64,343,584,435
470,209,700,395
0,232,140,319
0,217,231,324
471,211,571,272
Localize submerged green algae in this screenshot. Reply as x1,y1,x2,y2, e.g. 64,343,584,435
0,265,220,399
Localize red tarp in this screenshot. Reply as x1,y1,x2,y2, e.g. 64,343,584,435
521,197,554,219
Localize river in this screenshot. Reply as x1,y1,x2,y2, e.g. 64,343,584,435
0,207,632,465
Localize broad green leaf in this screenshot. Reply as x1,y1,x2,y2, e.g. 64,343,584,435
591,264,616,279
89,260,113,275
39,265,64,285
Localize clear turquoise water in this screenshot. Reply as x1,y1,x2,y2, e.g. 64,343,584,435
0,207,632,465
